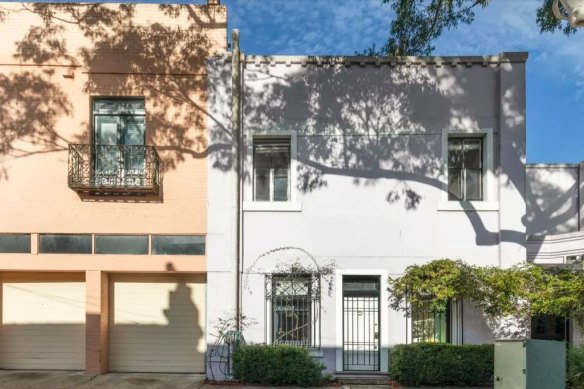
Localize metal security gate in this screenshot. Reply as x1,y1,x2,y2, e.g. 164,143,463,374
343,276,380,371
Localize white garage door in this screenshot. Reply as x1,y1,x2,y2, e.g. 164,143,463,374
109,274,206,373
0,278,86,370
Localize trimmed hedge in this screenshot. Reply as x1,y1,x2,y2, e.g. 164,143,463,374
389,344,494,387
232,344,329,387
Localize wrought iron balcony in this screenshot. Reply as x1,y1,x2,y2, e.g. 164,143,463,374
68,144,161,195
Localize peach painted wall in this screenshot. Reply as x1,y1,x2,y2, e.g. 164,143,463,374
0,3,227,238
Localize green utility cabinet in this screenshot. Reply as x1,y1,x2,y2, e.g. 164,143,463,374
494,339,566,389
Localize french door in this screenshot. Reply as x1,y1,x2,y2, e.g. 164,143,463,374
93,99,145,186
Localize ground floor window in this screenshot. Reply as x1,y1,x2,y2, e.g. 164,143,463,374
531,315,569,342
268,275,320,348
411,300,450,343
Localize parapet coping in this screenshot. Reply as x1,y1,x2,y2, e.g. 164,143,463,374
218,52,528,68
527,163,580,169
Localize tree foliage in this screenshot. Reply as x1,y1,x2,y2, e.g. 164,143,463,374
367,0,577,56
389,259,584,327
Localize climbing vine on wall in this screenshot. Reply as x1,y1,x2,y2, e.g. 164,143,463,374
389,259,584,329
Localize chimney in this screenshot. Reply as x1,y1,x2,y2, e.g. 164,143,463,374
207,0,220,5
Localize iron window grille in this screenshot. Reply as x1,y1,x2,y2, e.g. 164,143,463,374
448,137,483,201
266,274,320,349
411,300,450,343
253,138,291,202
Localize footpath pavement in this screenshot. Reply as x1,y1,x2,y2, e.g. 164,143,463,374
0,370,493,389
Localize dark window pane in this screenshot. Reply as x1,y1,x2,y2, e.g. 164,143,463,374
531,315,568,341
0,234,31,253
254,169,270,201
448,170,463,200
39,234,92,254
465,170,483,200
152,235,205,255
447,139,463,169
271,148,290,169
273,169,289,201
254,150,272,168
93,98,145,115
95,235,148,255
463,139,482,169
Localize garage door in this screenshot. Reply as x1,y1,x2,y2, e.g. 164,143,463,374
109,274,205,373
0,275,85,370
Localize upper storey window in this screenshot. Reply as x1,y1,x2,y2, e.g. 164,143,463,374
68,98,160,194
253,138,291,202
447,137,483,201
93,98,146,185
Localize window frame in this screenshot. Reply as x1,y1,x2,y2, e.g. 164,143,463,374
253,139,291,202
410,300,451,344
266,274,320,349
38,234,93,254
90,97,147,186
439,128,498,211
94,234,149,255
244,130,301,212
0,233,31,254
447,137,484,201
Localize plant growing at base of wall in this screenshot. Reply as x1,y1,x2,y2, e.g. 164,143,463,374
207,311,258,381
388,259,584,337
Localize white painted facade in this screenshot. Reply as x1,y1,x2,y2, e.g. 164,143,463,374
207,53,528,375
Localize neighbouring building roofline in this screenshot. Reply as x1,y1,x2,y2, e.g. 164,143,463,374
527,163,580,169
217,51,528,67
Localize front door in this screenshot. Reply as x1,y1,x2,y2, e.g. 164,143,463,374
342,276,380,371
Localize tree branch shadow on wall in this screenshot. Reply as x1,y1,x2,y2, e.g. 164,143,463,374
209,57,536,250
0,3,225,202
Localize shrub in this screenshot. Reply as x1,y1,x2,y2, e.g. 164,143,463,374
389,343,494,386
568,346,584,389
232,344,329,387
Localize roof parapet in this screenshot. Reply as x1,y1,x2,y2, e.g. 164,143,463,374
223,52,528,68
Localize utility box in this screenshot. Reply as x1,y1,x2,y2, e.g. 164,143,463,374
494,339,566,389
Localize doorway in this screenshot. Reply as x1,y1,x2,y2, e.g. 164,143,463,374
342,276,380,371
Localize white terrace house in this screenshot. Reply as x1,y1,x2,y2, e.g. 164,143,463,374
206,51,529,377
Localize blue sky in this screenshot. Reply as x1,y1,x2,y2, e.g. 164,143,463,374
223,0,584,163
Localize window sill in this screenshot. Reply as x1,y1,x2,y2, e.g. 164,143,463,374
437,201,499,212
243,201,302,212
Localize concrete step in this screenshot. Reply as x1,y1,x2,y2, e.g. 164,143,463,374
334,372,391,385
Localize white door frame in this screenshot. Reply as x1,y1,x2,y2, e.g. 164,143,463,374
335,269,389,373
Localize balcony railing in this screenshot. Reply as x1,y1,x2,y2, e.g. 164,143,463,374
68,144,160,195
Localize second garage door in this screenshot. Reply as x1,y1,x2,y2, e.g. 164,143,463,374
109,274,205,373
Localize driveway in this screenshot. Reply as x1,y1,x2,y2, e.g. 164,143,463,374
0,370,492,389
0,370,206,389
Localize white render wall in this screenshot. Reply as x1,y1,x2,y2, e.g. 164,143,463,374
207,54,527,374
526,163,584,264
527,164,580,236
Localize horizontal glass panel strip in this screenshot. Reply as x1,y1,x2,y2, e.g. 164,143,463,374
151,235,205,255
39,234,92,254
0,234,31,253
95,235,148,255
